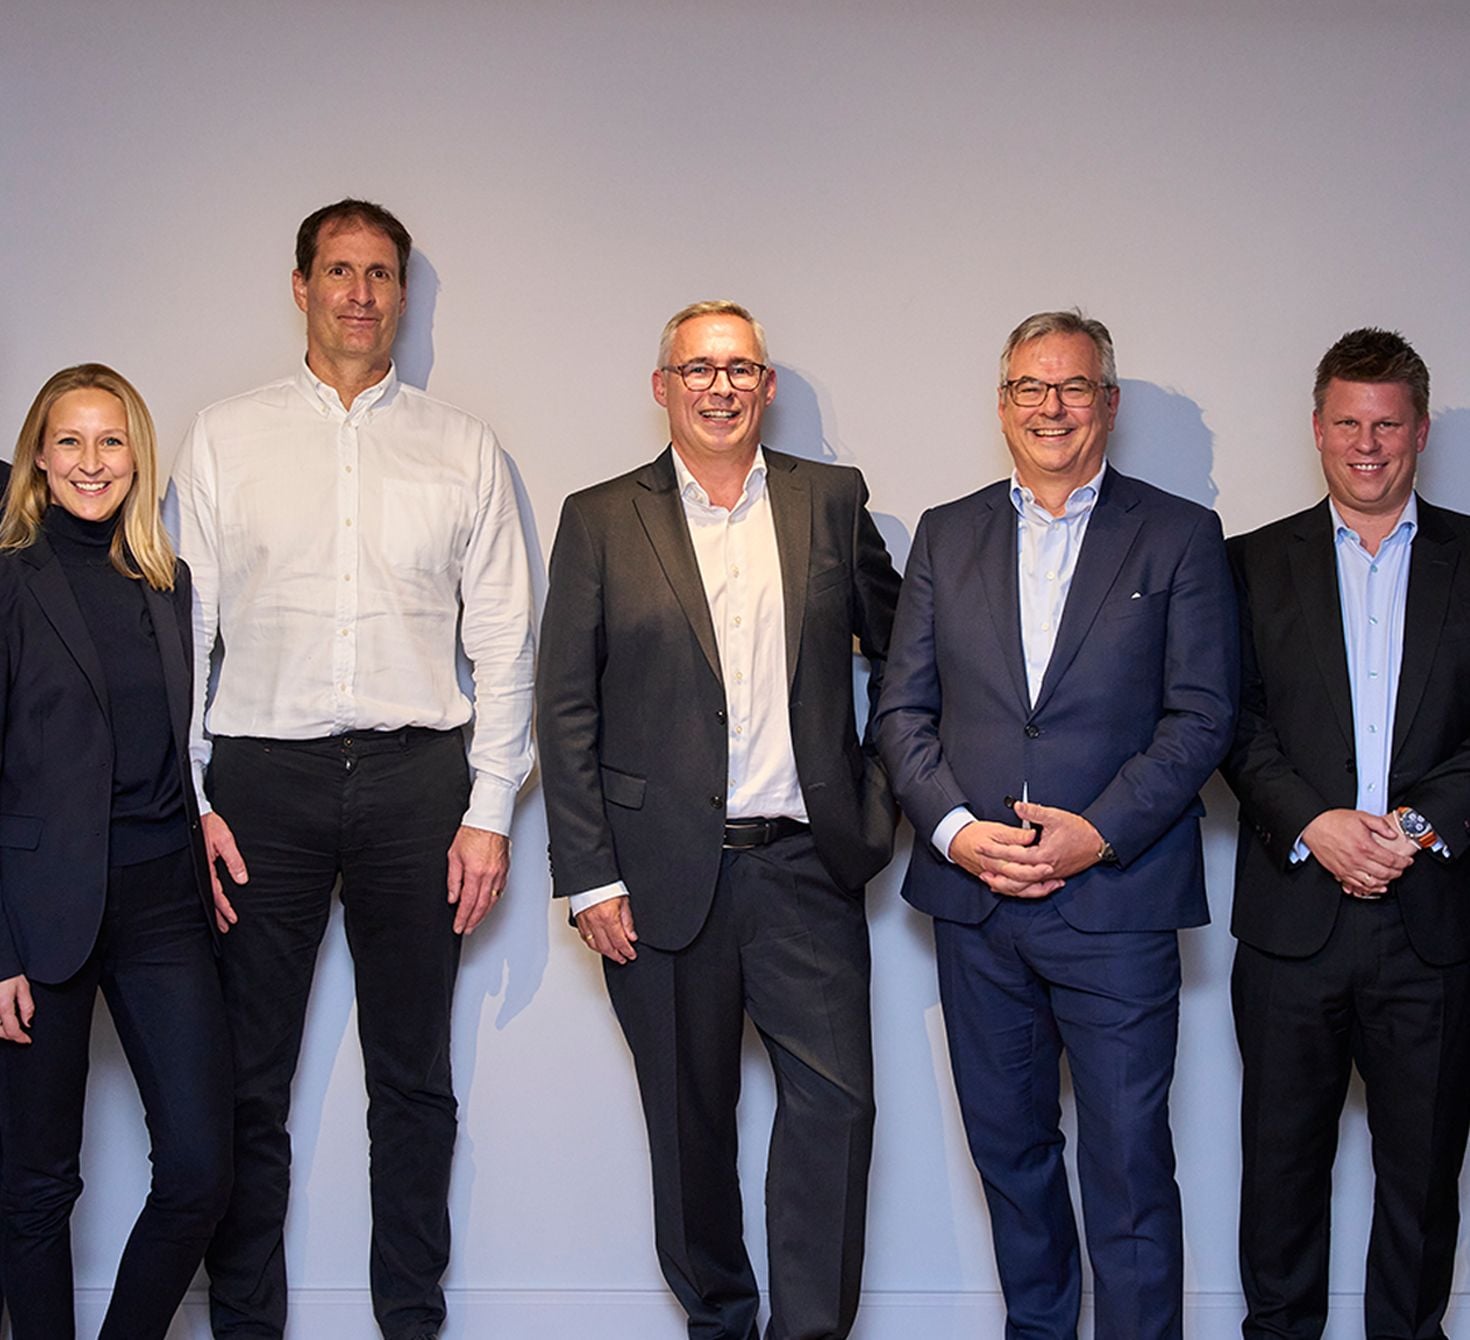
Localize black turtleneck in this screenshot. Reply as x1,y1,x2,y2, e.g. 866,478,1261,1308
42,506,187,865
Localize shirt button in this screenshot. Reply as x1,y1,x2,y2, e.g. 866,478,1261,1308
1046,570,1056,581
731,565,740,576
1041,621,1051,632
1369,615,1379,625
345,517,353,527
734,725,743,736
734,671,744,684
733,615,742,626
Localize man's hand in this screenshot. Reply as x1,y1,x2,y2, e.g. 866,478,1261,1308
1303,809,1416,896
576,896,638,964
948,820,1061,897
203,811,248,933
447,826,510,935
1012,801,1107,881
0,974,34,1045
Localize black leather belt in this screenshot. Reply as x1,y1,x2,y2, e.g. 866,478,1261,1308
722,817,810,849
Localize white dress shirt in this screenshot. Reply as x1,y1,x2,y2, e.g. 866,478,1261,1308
167,360,535,834
931,463,1105,859
569,445,802,915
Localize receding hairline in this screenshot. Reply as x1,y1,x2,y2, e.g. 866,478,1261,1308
657,300,769,368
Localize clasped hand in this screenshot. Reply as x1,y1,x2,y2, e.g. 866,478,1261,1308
947,801,1106,897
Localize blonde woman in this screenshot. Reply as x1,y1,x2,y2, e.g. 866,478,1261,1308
0,364,230,1340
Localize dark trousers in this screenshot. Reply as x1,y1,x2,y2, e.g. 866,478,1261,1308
934,900,1185,1340
1234,898,1470,1340
0,847,233,1340
204,729,468,1340
604,834,875,1340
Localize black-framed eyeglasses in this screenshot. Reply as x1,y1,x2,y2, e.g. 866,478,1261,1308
663,360,768,393
1001,377,1111,408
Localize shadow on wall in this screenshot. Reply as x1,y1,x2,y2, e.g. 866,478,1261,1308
765,364,913,569
1108,380,1217,511
1422,406,1470,513
395,250,440,390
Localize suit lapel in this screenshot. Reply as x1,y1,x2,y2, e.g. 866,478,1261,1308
1287,503,1355,749
765,452,810,689
22,538,111,719
632,448,722,682
1031,472,1142,715
1393,500,1459,760
972,488,1031,713
144,581,192,753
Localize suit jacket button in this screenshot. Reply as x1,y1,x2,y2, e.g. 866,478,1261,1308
1345,758,1356,774
1024,724,1040,738
710,795,723,808
717,709,727,723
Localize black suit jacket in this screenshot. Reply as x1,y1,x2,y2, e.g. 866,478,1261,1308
537,446,901,951
0,535,213,982
1223,496,1470,964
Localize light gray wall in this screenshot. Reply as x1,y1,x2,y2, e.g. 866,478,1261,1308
4,1,1470,1335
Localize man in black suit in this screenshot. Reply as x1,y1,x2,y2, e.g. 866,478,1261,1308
1223,328,1470,1339
537,300,900,1340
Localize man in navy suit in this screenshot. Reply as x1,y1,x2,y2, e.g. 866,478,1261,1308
876,310,1238,1338
1223,329,1470,1338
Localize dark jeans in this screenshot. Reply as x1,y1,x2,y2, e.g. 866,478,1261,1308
204,729,468,1340
0,846,234,1340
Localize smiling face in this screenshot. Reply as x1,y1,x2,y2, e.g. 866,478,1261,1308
652,313,775,475
292,219,405,381
1313,378,1426,532
998,330,1119,501
36,387,135,521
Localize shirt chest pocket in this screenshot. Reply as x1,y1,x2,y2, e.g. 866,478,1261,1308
381,483,467,573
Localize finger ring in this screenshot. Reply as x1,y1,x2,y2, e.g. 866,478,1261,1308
583,933,594,944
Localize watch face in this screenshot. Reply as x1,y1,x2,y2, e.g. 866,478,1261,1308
1399,808,1431,839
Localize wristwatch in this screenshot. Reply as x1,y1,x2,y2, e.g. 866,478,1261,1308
1394,806,1438,850
1096,837,1119,865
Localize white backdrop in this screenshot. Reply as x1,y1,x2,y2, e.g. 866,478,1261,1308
4,1,1470,1336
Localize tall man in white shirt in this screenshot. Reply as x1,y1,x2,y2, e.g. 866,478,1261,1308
1223,329,1470,1338
169,199,535,1340
537,301,900,1339
875,310,1238,1339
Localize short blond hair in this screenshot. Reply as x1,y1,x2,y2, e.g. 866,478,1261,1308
657,300,769,368
1,363,176,590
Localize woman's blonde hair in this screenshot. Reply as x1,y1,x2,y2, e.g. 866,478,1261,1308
0,363,176,590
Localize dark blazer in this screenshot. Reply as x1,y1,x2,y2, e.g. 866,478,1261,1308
1223,496,1470,964
537,446,901,951
0,535,213,982
876,467,1239,931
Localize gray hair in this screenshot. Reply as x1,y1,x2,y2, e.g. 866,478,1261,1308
999,309,1117,388
657,299,769,368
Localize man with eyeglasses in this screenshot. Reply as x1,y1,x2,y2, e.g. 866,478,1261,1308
875,309,1238,1339
1222,329,1470,1339
538,299,900,1340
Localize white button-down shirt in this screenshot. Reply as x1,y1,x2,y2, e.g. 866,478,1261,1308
167,360,535,833
569,445,803,915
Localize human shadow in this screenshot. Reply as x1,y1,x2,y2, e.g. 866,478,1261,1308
1108,379,1218,509
1422,406,1470,512
394,249,439,390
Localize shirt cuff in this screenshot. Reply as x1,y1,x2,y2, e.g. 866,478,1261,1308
569,882,629,917
464,772,519,835
1290,835,1309,865
933,807,978,863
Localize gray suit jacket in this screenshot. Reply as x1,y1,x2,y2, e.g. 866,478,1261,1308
536,446,900,951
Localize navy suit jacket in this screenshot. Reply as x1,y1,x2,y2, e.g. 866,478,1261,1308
876,467,1239,931
1223,497,1470,965
0,535,213,983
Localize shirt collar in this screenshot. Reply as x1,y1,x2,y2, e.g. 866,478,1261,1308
294,356,400,419
672,445,769,510
1009,459,1107,520
1329,492,1419,549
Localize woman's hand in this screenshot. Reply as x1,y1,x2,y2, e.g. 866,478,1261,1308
0,974,34,1044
